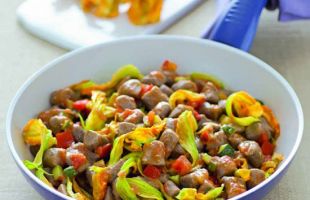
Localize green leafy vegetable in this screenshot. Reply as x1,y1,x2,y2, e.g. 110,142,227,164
22,119,50,145
176,111,199,165
115,156,141,200
64,166,78,178
195,186,224,200
78,65,143,95
66,177,76,198
201,153,212,164
78,113,86,129
52,165,64,181
127,177,164,200
203,186,224,199
226,91,263,126
221,124,235,135
35,168,53,187
218,144,235,157
208,162,217,172
169,90,205,109
99,64,143,90
85,91,116,130
116,177,138,200
169,175,180,185
108,135,126,166
176,188,196,200
23,129,56,187
70,80,97,92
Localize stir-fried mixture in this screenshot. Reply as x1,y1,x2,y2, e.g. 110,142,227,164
22,60,283,200
81,0,163,25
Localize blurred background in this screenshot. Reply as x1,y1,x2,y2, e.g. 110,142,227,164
1,0,310,199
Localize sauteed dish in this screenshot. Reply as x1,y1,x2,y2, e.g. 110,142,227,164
22,60,283,200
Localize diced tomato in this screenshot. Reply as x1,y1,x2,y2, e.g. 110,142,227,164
261,141,275,155
139,84,153,96
200,130,209,143
70,153,87,170
161,60,177,71
193,110,202,121
96,143,112,158
171,155,192,175
73,99,89,111
56,131,74,149
187,99,205,110
259,132,269,145
143,165,161,179
147,111,155,125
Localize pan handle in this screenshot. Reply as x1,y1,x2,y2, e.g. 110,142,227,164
202,0,267,51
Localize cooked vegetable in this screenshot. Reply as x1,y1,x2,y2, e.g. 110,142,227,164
128,0,163,25
66,177,89,200
127,177,164,200
171,155,192,175
85,91,116,130
108,135,126,166
226,91,263,126
176,188,197,200
262,105,280,138
22,61,282,200
218,144,235,157
169,90,205,109
196,186,224,200
116,156,140,200
56,131,74,149
143,165,161,179
235,169,251,181
221,124,235,135
22,119,50,145
83,65,143,95
52,165,65,181
92,168,109,200
73,99,90,111
176,111,199,165
64,166,78,178
23,128,56,186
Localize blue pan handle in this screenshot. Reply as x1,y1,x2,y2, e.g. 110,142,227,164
202,0,267,51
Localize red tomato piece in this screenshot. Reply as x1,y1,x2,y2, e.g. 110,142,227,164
193,110,202,121
261,141,275,155
56,131,74,149
200,130,209,143
140,84,154,96
73,99,89,111
259,132,269,145
70,154,87,170
96,143,112,158
143,165,161,179
187,99,205,110
171,155,192,175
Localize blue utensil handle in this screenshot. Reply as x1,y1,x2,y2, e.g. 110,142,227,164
202,0,267,51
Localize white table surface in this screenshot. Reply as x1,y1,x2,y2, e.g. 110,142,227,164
1,0,310,199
